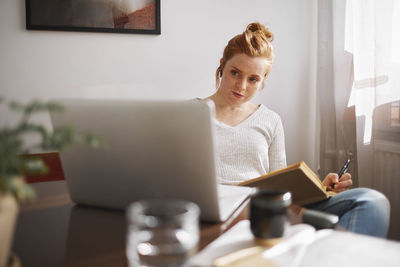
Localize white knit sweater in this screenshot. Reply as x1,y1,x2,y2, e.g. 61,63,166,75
214,104,287,185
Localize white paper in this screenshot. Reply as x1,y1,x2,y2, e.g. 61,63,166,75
189,220,400,267
189,220,316,267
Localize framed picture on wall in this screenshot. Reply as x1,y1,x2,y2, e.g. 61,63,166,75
25,0,161,34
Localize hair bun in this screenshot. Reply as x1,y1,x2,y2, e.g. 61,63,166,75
215,22,275,88
246,22,273,42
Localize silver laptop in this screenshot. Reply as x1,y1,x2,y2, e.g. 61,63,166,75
49,98,252,222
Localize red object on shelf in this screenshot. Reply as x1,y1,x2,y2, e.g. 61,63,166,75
22,152,65,183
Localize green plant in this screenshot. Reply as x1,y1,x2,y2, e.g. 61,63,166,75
0,97,101,202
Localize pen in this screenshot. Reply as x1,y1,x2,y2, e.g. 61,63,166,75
332,159,351,189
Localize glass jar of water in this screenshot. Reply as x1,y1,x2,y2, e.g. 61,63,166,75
127,199,200,267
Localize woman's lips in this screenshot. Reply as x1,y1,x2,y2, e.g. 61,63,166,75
232,91,244,98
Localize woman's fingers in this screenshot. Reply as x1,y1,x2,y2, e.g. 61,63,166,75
324,172,353,192
339,172,352,181
334,173,353,191
334,179,353,190
323,173,339,188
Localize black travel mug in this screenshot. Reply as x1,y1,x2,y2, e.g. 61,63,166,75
250,189,292,245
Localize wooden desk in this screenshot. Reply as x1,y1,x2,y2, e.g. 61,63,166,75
12,181,249,267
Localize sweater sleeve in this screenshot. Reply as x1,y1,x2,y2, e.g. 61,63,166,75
268,117,287,172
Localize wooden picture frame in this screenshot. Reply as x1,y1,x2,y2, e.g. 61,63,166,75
25,0,161,35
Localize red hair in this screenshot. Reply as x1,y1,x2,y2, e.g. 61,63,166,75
216,22,274,88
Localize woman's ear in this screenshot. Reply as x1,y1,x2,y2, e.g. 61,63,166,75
260,76,267,90
219,59,224,77
259,81,265,90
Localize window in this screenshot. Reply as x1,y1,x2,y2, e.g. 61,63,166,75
391,101,400,126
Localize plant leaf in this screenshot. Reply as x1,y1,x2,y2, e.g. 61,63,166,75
44,101,64,112
43,125,79,150
20,157,48,176
24,100,64,114
0,131,23,175
0,176,36,202
1,98,102,203
13,123,48,140
9,101,25,113
84,133,103,148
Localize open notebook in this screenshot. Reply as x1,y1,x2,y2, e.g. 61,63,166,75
189,220,400,267
50,98,252,222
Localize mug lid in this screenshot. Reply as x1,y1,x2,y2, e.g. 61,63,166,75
250,189,292,210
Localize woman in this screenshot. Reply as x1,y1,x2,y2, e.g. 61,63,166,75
202,22,390,237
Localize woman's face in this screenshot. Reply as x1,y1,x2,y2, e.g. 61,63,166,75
218,53,268,106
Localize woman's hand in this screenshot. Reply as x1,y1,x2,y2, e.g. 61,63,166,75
323,172,353,193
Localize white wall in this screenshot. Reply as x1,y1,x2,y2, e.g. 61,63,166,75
0,0,318,171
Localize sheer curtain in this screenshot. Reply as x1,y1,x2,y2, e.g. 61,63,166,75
318,0,400,240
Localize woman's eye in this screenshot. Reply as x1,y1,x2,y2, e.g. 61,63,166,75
231,70,238,76
249,77,259,83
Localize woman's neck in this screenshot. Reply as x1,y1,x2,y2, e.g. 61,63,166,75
206,94,258,126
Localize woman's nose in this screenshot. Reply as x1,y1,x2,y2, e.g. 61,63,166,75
236,78,246,91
